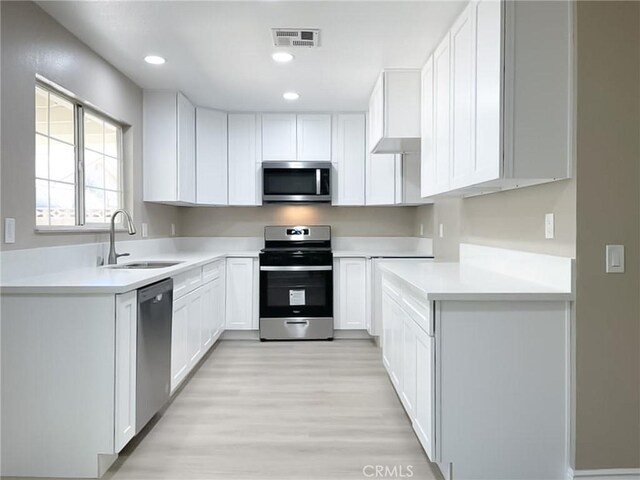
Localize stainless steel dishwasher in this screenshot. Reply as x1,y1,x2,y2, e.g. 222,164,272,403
136,278,173,433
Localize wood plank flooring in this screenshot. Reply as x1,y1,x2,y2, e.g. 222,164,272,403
45,340,443,480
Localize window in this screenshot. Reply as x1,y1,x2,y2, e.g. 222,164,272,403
35,83,123,228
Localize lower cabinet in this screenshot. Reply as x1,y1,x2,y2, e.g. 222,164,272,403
381,276,436,462
114,290,137,453
225,257,258,330
171,260,226,393
334,258,369,329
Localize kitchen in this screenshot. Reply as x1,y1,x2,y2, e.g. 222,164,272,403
1,1,639,480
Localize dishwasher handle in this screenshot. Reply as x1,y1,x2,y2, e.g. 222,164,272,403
137,278,174,304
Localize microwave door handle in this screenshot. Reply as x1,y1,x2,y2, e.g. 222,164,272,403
316,169,321,195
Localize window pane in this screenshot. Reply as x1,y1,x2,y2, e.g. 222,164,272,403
104,122,118,157
49,139,75,183
85,149,104,189
49,181,75,226
105,190,120,220
104,155,119,191
49,93,74,144
35,179,49,226
36,134,48,179
85,187,105,224
35,87,48,135
84,113,104,153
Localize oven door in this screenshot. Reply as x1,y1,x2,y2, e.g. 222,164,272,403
262,162,331,203
260,266,333,319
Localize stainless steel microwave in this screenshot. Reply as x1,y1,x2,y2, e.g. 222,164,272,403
262,162,331,204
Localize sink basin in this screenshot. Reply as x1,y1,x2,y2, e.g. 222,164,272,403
109,261,184,270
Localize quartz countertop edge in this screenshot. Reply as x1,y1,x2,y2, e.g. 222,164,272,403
379,262,574,302
0,249,433,295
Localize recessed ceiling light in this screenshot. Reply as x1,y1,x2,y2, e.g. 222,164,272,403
144,55,166,65
272,52,294,63
283,92,300,101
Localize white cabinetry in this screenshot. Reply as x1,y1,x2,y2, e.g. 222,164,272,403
143,91,196,204
262,114,297,161
414,325,435,460
368,70,421,154
262,113,332,162
421,1,572,198
297,114,332,161
334,258,368,329
114,291,137,453
228,114,261,205
225,257,258,330
332,114,366,205
196,108,228,205
171,261,226,393
366,154,398,205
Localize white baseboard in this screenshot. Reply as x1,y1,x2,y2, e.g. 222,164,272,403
568,468,640,480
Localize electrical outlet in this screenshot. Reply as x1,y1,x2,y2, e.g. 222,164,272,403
419,223,424,236
171,224,176,236
439,223,444,238
141,223,149,238
4,218,15,244
545,213,555,239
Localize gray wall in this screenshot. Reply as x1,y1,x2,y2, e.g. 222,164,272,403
0,1,178,251
179,205,419,238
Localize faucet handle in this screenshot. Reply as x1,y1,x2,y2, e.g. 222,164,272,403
116,252,130,260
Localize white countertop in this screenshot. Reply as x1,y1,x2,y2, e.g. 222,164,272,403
0,248,431,295
379,261,574,301
332,250,433,258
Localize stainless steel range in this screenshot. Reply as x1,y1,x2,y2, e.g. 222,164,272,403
259,225,333,340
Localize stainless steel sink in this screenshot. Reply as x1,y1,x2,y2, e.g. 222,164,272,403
109,261,184,270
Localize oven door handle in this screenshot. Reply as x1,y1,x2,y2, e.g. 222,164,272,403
260,266,332,272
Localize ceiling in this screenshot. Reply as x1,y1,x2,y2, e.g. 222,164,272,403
37,1,466,112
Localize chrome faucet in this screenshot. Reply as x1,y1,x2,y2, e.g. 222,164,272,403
108,209,137,265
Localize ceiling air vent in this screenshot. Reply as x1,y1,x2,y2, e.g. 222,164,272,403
271,29,320,48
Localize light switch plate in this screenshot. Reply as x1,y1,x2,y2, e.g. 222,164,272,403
606,244,625,273
141,223,149,238
4,218,15,244
419,224,424,236
439,224,444,238
545,213,555,239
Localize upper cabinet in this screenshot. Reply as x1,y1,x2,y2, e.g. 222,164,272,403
421,0,573,198
228,114,262,206
196,108,228,205
262,113,331,162
332,114,366,206
368,70,422,154
143,91,196,204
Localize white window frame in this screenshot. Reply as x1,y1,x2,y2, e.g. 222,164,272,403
35,79,126,233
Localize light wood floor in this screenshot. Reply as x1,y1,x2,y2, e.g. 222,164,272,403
109,340,441,479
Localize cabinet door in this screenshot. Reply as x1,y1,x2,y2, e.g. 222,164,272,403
177,92,196,203
225,258,255,330
201,281,214,351
473,0,502,185
171,295,189,392
228,114,260,205
297,114,331,161
368,74,384,152
262,114,297,161
381,284,402,390
414,326,436,461
333,114,366,205
114,291,137,453
401,317,418,419
336,258,368,329
196,108,228,205
186,289,203,368
366,153,397,205
382,289,395,375
212,272,226,338
421,56,436,197
450,3,477,190
434,34,452,194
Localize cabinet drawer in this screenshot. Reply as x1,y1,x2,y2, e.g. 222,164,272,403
173,267,202,299
402,290,432,336
202,260,223,283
